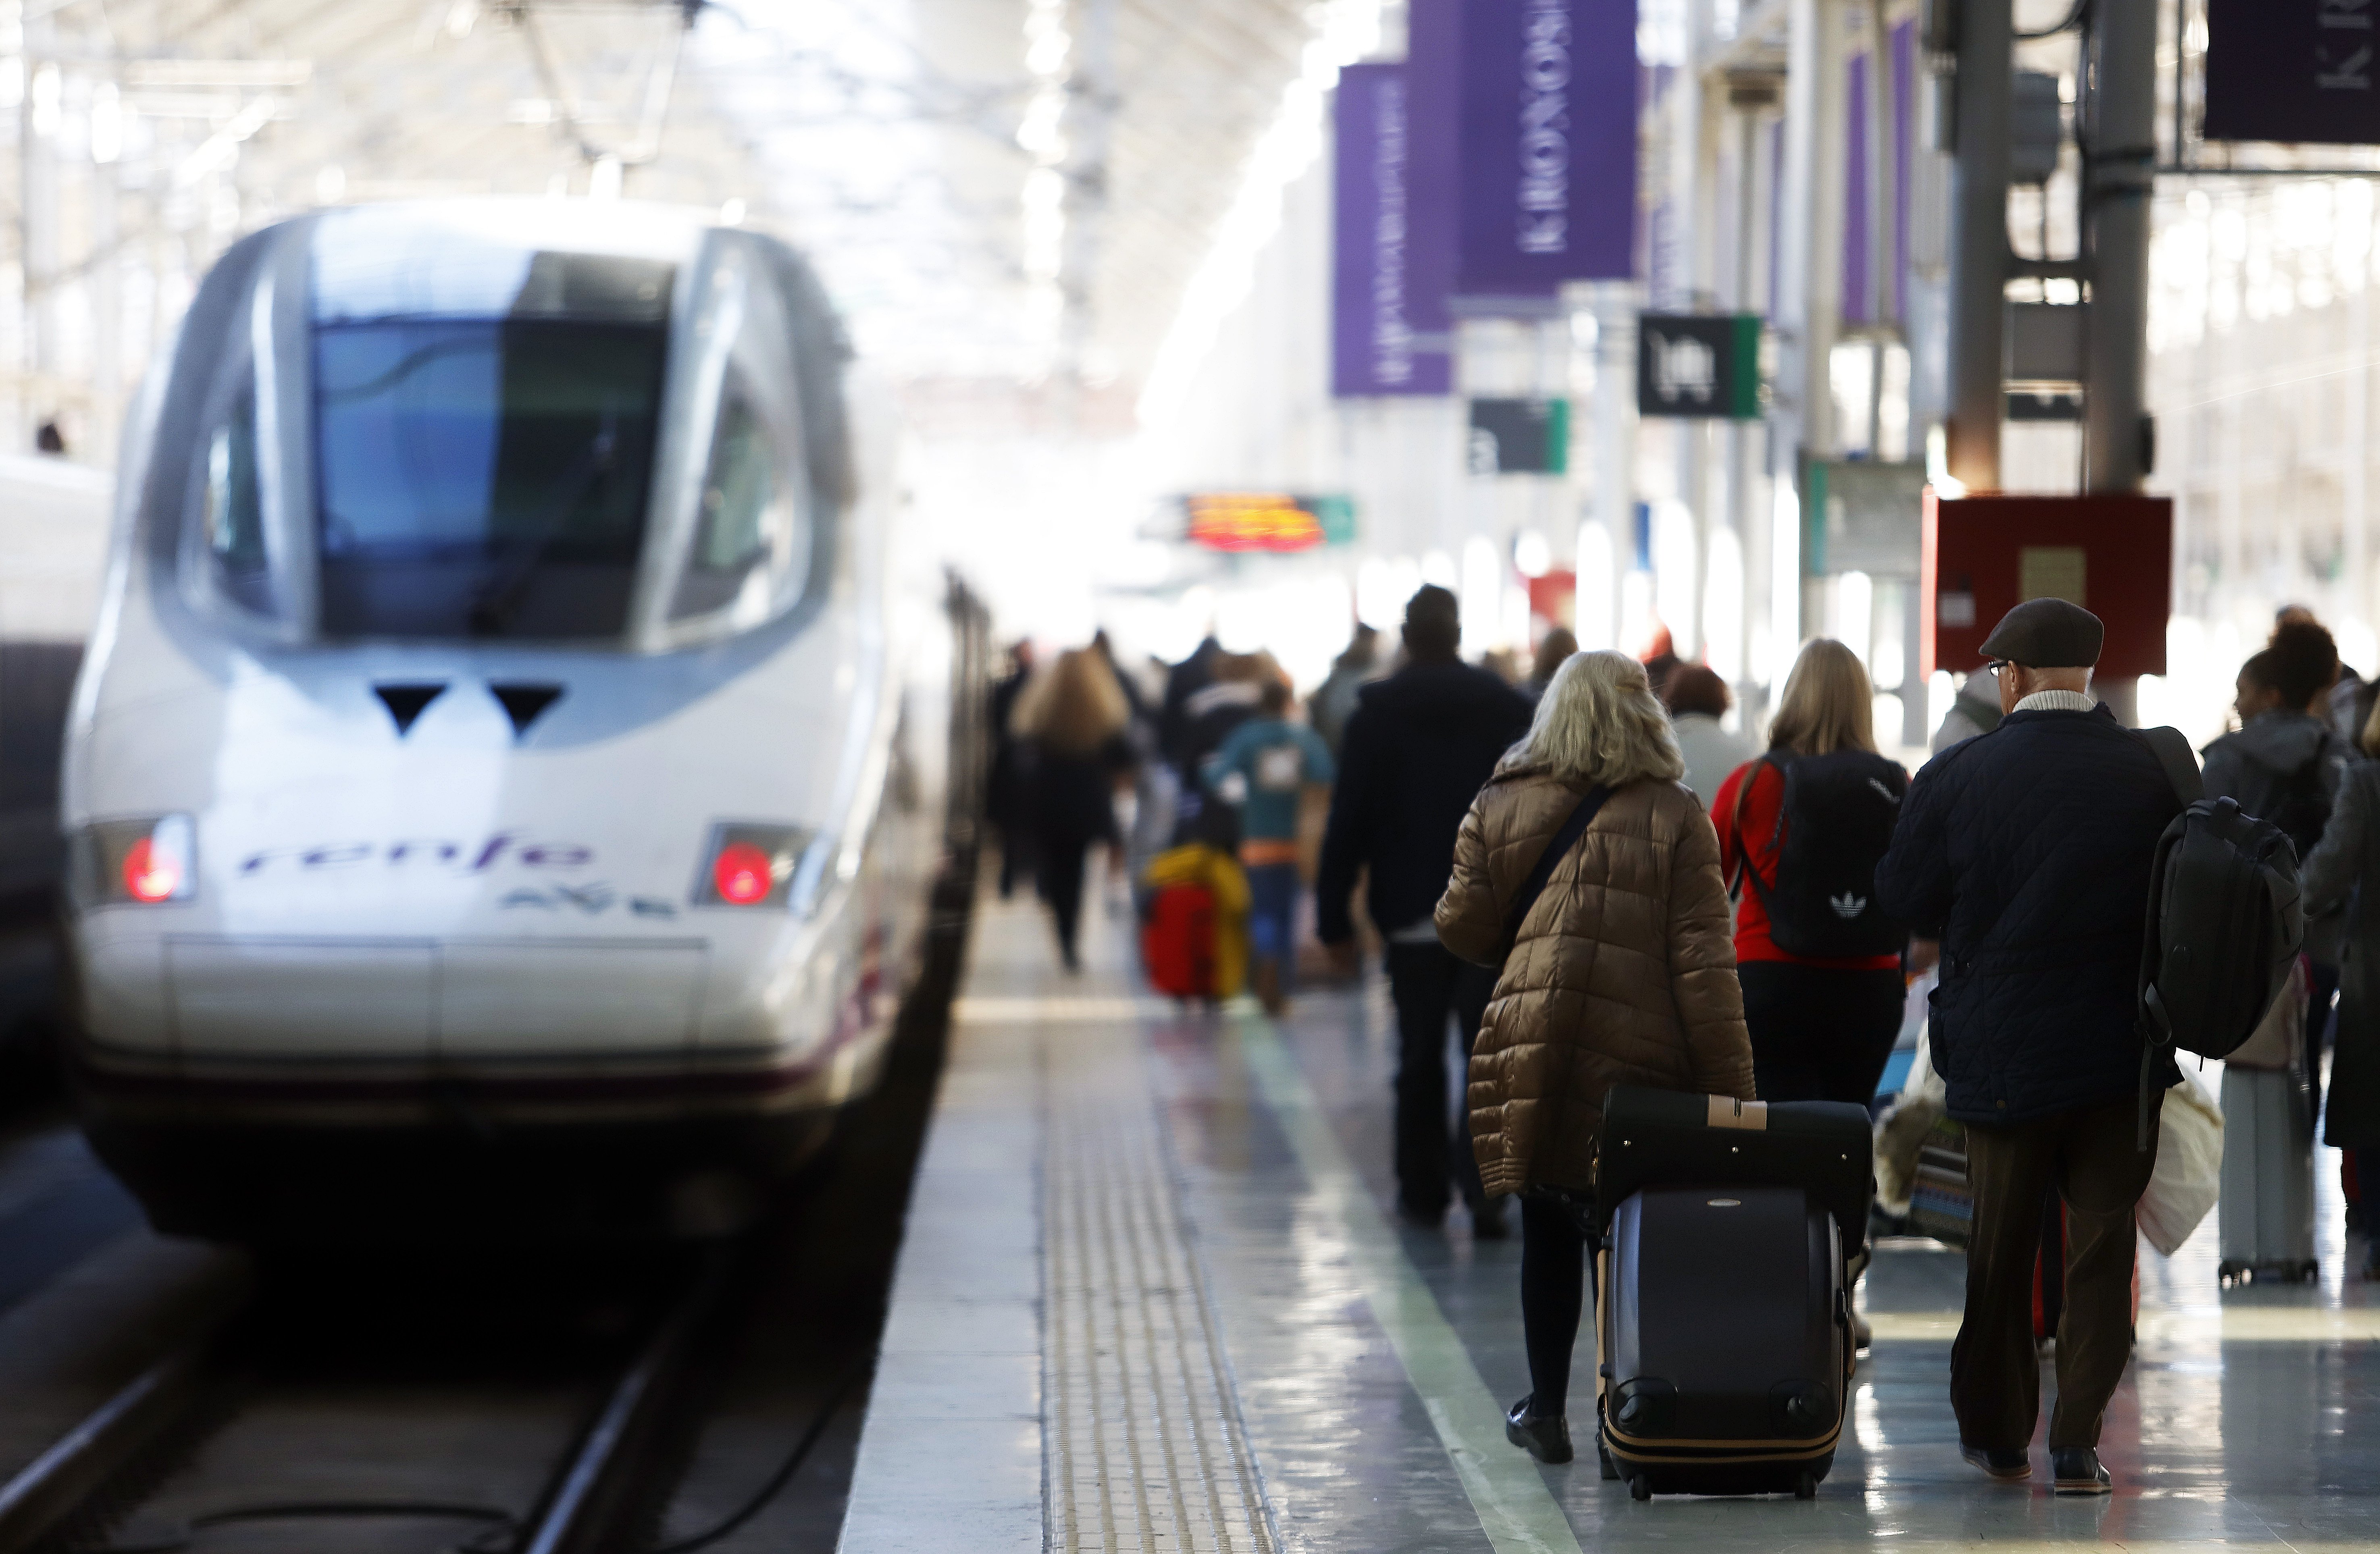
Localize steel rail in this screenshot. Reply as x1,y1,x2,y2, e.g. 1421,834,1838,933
518,1257,730,1554
0,1338,220,1554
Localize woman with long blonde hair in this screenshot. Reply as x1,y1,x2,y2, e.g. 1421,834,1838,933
1011,646,1135,970
1435,649,1755,1465
1712,637,1910,1105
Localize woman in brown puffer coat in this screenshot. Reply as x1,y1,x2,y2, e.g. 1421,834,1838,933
1435,648,1756,1466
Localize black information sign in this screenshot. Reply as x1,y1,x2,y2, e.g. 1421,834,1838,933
1467,399,1570,474
2205,0,2380,145
1637,314,1762,419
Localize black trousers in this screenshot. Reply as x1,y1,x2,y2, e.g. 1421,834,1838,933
1521,1195,1594,1414
1738,961,1907,1105
1036,835,1091,963
1952,1098,2156,1450
1386,941,1497,1215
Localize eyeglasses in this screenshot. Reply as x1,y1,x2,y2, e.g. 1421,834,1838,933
1984,660,2013,677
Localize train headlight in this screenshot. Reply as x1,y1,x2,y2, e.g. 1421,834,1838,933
81,815,197,906
694,823,821,911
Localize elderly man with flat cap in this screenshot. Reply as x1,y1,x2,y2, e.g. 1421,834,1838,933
1875,597,2185,1496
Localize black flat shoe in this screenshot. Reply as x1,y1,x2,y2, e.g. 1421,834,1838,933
2051,1446,2111,1495
1505,1396,1573,1464
1960,1443,2031,1480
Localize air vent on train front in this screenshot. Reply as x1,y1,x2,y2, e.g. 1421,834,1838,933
490,682,565,739
372,682,447,736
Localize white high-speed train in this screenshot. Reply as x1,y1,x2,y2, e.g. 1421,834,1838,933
62,201,985,1240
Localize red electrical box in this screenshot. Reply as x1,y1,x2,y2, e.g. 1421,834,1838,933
1922,492,2173,678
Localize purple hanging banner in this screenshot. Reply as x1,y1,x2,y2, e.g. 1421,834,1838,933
1454,0,1639,295
1332,62,1451,395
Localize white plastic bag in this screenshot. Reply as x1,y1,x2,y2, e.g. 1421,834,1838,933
2138,1075,2224,1257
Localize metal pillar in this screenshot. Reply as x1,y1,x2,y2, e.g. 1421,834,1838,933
1943,0,2011,491
1775,0,1848,654
1729,78,1777,695
1675,0,1714,659
2082,0,2157,493
1862,0,1897,457
1593,288,1637,651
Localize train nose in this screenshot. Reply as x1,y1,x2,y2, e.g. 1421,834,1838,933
159,936,707,1061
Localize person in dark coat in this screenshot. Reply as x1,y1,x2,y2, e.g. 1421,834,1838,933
986,640,1037,897
1159,634,1223,771
2293,702,2380,1280
1012,647,1134,971
2204,629,2354,1127
1317,585,1534,1234
1873,598,2183,1497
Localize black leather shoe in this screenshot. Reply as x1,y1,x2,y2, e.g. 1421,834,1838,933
1960,1443,2031,1480
2051,1446,2111,1495
1505,1396,1573,1464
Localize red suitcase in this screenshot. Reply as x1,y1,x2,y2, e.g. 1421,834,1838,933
1141,882,1217,998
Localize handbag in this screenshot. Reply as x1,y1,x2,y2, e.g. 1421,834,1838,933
1907,1116,1974,1249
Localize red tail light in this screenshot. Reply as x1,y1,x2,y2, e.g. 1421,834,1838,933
84,815,196,906
123,837,182,903
693,823,816,911
712,842,775,906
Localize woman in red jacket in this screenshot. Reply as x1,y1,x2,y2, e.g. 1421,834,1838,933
1712,639,1908,1103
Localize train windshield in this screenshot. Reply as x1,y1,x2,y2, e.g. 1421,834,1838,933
312,318,668,640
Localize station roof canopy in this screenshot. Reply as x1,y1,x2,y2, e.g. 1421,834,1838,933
25,0,1349,409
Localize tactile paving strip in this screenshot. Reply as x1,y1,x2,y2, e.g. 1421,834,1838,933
1044,1023,1276,1554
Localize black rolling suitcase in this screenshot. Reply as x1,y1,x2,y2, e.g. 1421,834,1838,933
1594,1087,1874,1500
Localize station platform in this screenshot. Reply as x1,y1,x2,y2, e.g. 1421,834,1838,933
838,890,2380,1553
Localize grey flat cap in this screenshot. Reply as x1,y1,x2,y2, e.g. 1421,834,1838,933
1978,597,2103,669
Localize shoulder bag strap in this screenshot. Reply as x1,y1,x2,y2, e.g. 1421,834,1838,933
1727,755,1781,910
2132,725,2206,807
2129,725,2199,1152
1497,785,1613,964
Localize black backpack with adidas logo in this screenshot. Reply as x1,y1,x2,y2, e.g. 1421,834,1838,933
1729,749,1910,958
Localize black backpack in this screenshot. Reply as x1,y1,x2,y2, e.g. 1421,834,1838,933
1729,750,1909,958
2132,726,2306,1146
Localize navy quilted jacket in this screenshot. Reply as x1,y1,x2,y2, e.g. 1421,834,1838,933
1874,706,2183,1124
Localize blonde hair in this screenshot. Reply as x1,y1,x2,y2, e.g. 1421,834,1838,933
1768,638,1875,756
1505,650,1686,788
1012,648,1129,757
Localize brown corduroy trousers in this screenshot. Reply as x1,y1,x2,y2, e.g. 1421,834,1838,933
1951,1098,2158,1451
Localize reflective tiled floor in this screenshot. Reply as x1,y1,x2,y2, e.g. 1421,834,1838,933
840,889,2380,1552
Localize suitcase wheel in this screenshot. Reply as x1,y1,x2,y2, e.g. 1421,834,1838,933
1629,1474,1652,1502
1794,1471,1819,1500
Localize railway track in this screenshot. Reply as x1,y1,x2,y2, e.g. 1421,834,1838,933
0,1248,754,1554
